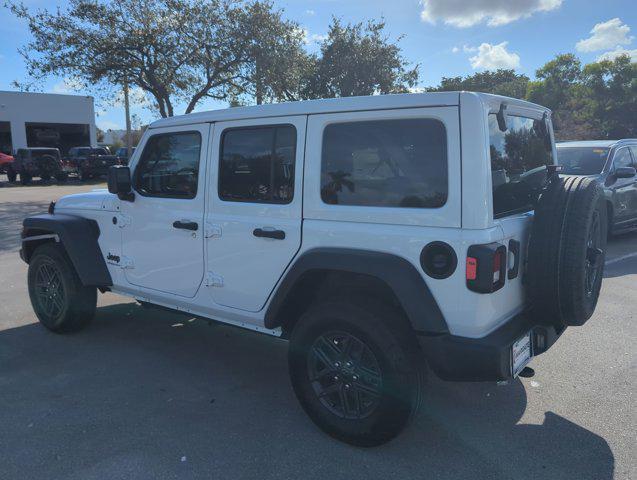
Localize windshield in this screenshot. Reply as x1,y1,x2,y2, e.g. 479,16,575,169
489,113,554,217
557,147,609,175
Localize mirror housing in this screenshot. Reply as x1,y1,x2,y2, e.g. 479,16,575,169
496,103,508,132
615,166,636,179
107,165,134,201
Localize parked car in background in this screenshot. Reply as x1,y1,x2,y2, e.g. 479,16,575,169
12,148,67,185
557,139,637,234
0,152,16,182
67,146,119,181
115,146,136,165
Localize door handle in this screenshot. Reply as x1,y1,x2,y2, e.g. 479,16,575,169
253,228,285,240
173,220,198,231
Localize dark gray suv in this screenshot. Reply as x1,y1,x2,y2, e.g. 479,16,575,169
557,139,637,234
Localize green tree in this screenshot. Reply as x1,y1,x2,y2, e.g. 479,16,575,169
429,70,529,99
309,18,419,98
8,0,303,117
232,1,314,105
581,55,637,138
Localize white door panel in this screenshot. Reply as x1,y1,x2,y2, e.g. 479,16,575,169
121,124,209,298
206,116,305,312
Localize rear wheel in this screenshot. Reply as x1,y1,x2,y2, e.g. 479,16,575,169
288,297,423,446
28,243,97,333
20,173,32,185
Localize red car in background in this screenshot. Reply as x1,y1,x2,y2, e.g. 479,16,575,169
0,152,16,182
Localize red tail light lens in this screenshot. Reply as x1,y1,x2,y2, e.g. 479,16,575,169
466,243,507,293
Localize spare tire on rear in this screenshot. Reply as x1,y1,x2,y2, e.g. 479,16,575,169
527,175,607,327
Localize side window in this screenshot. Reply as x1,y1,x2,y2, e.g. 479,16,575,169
613,148,633,169
629,147,637,166
134,131,201,199
219,125,296,204
489,114,553,217
320,119,448,208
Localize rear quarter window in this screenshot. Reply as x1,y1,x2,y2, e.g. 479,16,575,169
320,118,448,208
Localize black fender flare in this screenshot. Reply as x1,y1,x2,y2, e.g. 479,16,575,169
21,213,113,287
264,248,448,334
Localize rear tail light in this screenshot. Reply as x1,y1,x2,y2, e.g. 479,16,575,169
466,243,507,293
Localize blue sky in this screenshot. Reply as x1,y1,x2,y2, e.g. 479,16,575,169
1,0,635,131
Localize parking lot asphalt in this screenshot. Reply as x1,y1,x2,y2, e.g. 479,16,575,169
0,179,635,480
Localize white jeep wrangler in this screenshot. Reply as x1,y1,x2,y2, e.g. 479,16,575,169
21,92,606,446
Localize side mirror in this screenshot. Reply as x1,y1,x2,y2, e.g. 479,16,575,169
615,166,636,179
107,165,134,201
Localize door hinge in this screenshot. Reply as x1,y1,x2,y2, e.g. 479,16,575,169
119,256,135,269
114,213,132,228
204,222,222,239
204,272,223,287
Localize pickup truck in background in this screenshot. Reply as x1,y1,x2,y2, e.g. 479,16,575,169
67,146,119,181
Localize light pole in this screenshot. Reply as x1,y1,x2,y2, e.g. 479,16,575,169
123,81,132,159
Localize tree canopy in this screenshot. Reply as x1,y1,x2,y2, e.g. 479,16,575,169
430,54,636,140
7,0,636,139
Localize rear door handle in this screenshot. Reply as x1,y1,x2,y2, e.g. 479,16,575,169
253,228,285,240
173,220,198,231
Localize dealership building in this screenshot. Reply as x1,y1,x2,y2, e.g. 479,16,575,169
0,91,97,155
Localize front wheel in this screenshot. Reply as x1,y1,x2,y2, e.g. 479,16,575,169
28,243,97,333
6,166,17,182
288,298,423,446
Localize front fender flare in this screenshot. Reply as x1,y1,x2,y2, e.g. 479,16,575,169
264,248,448,334
22,213,112,287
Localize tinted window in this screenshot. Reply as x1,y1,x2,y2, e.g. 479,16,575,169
630,147,637,164
613,148,633,169
219,125,296,204
135,131,201,198
320,119,447,208
489,114,554,217
557,147,609,175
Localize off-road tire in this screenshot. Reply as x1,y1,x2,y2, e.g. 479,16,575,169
28,243,97,333
6,166,17,183
20,173,32,185
527,175,607,326
288,297,423,447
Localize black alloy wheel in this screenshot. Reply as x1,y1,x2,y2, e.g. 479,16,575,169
33,261,66,318
308,331,383,420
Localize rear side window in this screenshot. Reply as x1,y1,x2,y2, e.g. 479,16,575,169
320,119,448,208
219,125,296,204
135,131,201,199
489,114,553,217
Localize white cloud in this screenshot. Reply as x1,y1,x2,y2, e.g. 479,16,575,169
299,27,327,45
576,18,633,52
469,42,520,69
305,9,315,16
51,77,84,94
96,120,122,131
596,46,637,62
463,45,478,53
451,46,460,53
420,0,562,27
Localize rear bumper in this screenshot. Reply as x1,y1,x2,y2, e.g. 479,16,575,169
419,313,565,382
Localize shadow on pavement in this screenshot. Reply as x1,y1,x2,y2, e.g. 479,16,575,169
0,201,49,253
0,302,614,480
